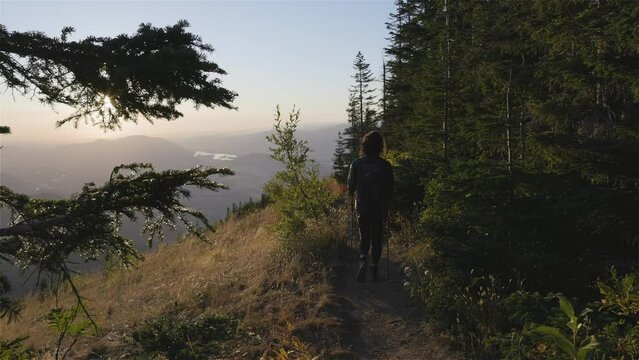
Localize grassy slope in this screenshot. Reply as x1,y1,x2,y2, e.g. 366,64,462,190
0,207,352,359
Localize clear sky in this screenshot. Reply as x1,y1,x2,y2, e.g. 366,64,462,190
0,0,395,145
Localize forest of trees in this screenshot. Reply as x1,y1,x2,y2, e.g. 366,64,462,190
2,1,639,358
332,0,639,358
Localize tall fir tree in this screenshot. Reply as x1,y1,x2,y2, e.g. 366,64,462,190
333,51,379,183
380,1,639,355
383,0,639,294
332,131,349,183
351,51,378,133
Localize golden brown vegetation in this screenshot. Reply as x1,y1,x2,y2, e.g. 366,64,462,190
0,207,352,359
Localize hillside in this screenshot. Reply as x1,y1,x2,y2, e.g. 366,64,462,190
0,129,347,297
0,208,340,358
0,206,460,359
2,2,637,359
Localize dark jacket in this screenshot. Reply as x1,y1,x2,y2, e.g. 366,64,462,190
347,155,394,217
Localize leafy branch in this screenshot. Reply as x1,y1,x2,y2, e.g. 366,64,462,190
0,21,237,131
534,296,599,360
0,163,233,321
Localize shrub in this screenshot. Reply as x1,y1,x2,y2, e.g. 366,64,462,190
225,194,271,221
0,337,35,360
592,270,639,359
533,296,599,360
264,106,338,248
130,310,241,359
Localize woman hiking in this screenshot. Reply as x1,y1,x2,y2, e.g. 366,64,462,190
347,131,394,282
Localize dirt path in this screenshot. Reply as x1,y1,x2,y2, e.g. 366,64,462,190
332,256,460,360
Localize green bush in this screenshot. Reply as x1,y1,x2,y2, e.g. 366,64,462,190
493,271,639,360
406,258,554,358
130,310,240,360
264,106,338,247
533,296,599,360
0,337,35,360
406,257,639,359
402,160,639,358
225,194,271,221
591,270,639,359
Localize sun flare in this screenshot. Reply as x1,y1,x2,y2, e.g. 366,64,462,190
103,95,114,110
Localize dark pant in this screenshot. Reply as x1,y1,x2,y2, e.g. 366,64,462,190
358,214,383,266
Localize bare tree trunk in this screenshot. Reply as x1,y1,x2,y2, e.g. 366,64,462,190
519,107,525,161
382,58,387,128
596,39,604,107
359,69,364,136
596,0,604,108
505,75,512,173
443,0,450,159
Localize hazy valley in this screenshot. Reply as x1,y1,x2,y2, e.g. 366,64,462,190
0,125,341,294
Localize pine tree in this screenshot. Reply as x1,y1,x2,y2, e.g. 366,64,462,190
375,0,639,355
0,21,236,320
382,0,451,207
332,131,349,183
337,51,379,171
351,51,378,133
383,0,639,293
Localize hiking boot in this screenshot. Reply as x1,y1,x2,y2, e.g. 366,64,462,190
371,264,380,282
356,261,367,282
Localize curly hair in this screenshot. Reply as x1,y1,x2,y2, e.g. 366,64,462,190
360,131,385,157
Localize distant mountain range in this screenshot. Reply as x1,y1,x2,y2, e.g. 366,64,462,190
1,124,342,200
0,125,343,294
176,124,343,163
0,135,322,222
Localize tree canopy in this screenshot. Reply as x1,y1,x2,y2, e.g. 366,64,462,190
0,21,236,321
0,20,237,130
376,0,639,357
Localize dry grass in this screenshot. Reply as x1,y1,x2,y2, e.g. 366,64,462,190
0,207,348,358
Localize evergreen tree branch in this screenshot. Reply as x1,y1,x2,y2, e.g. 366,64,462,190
0,21,237,130
0,164,233,261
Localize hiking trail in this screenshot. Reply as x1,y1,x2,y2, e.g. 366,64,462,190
332,255,461,360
